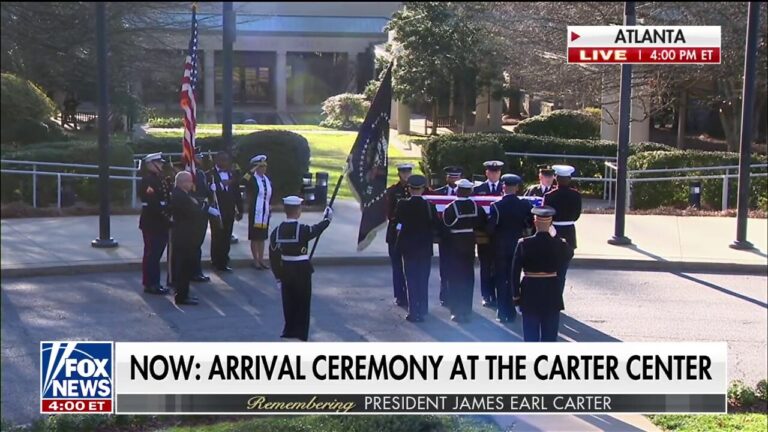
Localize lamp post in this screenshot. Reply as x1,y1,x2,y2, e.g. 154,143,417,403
730,1,761,250
608,0,635,246
222,2,234,152
92,1,118,249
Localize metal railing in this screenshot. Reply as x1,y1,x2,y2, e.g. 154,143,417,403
1,159,140,209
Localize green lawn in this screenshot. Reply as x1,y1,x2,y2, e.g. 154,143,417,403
649,414,768,432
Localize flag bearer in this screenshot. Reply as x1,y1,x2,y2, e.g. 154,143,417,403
385,163,413,307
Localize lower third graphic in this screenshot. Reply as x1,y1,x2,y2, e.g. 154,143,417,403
40,341,113,413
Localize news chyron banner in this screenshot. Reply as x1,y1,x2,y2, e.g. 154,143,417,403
41,341,728,415
567,26,721,64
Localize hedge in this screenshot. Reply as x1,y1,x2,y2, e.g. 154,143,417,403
419,133,674,193
131,135,227,156
1,141,135,207
0,73,59,144
514,109,600,139
233,130,311,203
147,116,185,128
628,150,768,210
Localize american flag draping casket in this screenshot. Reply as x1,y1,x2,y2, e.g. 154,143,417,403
423,195,544,244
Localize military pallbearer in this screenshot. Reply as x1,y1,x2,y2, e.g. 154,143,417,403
474,160,504,309
385,163,413,307
542,165,582,294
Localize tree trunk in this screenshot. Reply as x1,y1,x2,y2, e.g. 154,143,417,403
508,89,521,118
461,80,468,134
431,99,438,136
676,90,687,149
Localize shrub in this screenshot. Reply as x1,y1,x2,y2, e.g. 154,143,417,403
628,150,768,210
1,73,59,144
729,380,758,407
514,109,600,139
147,116,185,128
756,379,768,401
582,107,602,123
319,93,369,130
233,130,311,202
131,135,227,156
420,133,507,185
1,141,135,207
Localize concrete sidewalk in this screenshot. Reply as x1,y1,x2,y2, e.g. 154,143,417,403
2,200,766,277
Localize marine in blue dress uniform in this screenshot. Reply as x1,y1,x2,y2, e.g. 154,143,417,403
542,165,581,294
442,179,488,323
139,152,172,295
268,197,333,341
392,175,440,323
487,174,533,322
432,166,463,307
511,206,574,342
385,163,413,307
523,165,556,198
473,160,505,309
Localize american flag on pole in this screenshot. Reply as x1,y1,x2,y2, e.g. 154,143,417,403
180,4,199,176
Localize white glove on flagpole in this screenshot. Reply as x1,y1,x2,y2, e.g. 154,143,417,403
208,207,221,217
323,206,334,221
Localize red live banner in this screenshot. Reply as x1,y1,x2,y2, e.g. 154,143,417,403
567,47,720,64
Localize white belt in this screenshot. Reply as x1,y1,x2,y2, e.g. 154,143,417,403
553,221,575,226
450,229,474,234
282,255,309,262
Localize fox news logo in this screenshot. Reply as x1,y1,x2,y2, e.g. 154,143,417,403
40,341,113,414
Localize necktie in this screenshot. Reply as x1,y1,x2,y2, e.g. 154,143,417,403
491,183,496,194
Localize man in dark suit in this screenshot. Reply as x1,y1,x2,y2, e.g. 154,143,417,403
511,206,574,342
542,165,582,295
431,166,463,306
385,163,413,307
473,160,505,309
524,165,556,198
487,174,533,323
393,175,440,323
170,171,222,306
207,152,243,272
442,179,487,323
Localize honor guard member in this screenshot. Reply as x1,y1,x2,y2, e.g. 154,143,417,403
442,179,488,323
487,174,533,322
169,171,222,306
542,165,581,294
139,152,172,295
524,165,556,197
473,160,505,309
385,163,413,307
432,166,463,306
511,206,574,341
393,174,439,322
268,197,333,341
207,152,243,272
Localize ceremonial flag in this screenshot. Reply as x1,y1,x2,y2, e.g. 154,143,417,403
424,195,543,218
179,4,199,177
346,63,393,251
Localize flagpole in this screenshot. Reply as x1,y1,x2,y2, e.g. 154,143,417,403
309,169,346,260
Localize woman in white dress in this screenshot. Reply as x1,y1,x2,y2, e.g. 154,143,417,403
242,154,272,269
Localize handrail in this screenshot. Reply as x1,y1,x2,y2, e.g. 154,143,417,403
630,164,767,175
505,151,616,161
0,159,137,172
1,169,136,180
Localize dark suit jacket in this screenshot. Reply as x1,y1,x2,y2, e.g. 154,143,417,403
170,187,210,250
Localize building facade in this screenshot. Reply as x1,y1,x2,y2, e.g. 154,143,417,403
138,2,400,123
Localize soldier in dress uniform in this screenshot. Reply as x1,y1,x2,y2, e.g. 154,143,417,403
207,152,243,272
442,179,488,323
393,174,439,323
473,160,505,309
487,174,533,323
268,197,333,341
385,163,413,307
432,166,463,307
523,165,556,198
511,206,574,341
169,171,222,306
139,152,172,295
542,165,581,294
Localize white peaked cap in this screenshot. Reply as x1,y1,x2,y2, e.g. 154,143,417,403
456,179,474,189
552,165,575,177
283,196,304,206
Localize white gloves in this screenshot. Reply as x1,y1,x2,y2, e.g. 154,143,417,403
208,207,221,217
548,225,557,237
515,306,523,315
323,206,334,221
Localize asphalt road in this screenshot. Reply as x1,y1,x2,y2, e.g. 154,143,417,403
2,266,766,427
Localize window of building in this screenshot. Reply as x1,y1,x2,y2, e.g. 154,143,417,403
215,51,275,105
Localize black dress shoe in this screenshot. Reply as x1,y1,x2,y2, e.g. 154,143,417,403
482,298,497,308
405,314,421,323
496,316,511,323
394,299,407,307
216,266,233,272
144,285,168,295
192,274,210,282
175,298,199,306
440,300,447,308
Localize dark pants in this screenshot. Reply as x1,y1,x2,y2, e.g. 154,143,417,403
280,261,313,341
558,260,571,295
172,242,197,303
438,239,449,303
522,309,560,342
388,242,406,302
494,250,516,320
141,229,168,288
210,215,234,268
448,236,476,317
403,252,430,318
477,243,495,301
168,220,207,285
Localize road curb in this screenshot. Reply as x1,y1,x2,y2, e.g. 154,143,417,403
2,256,766,279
